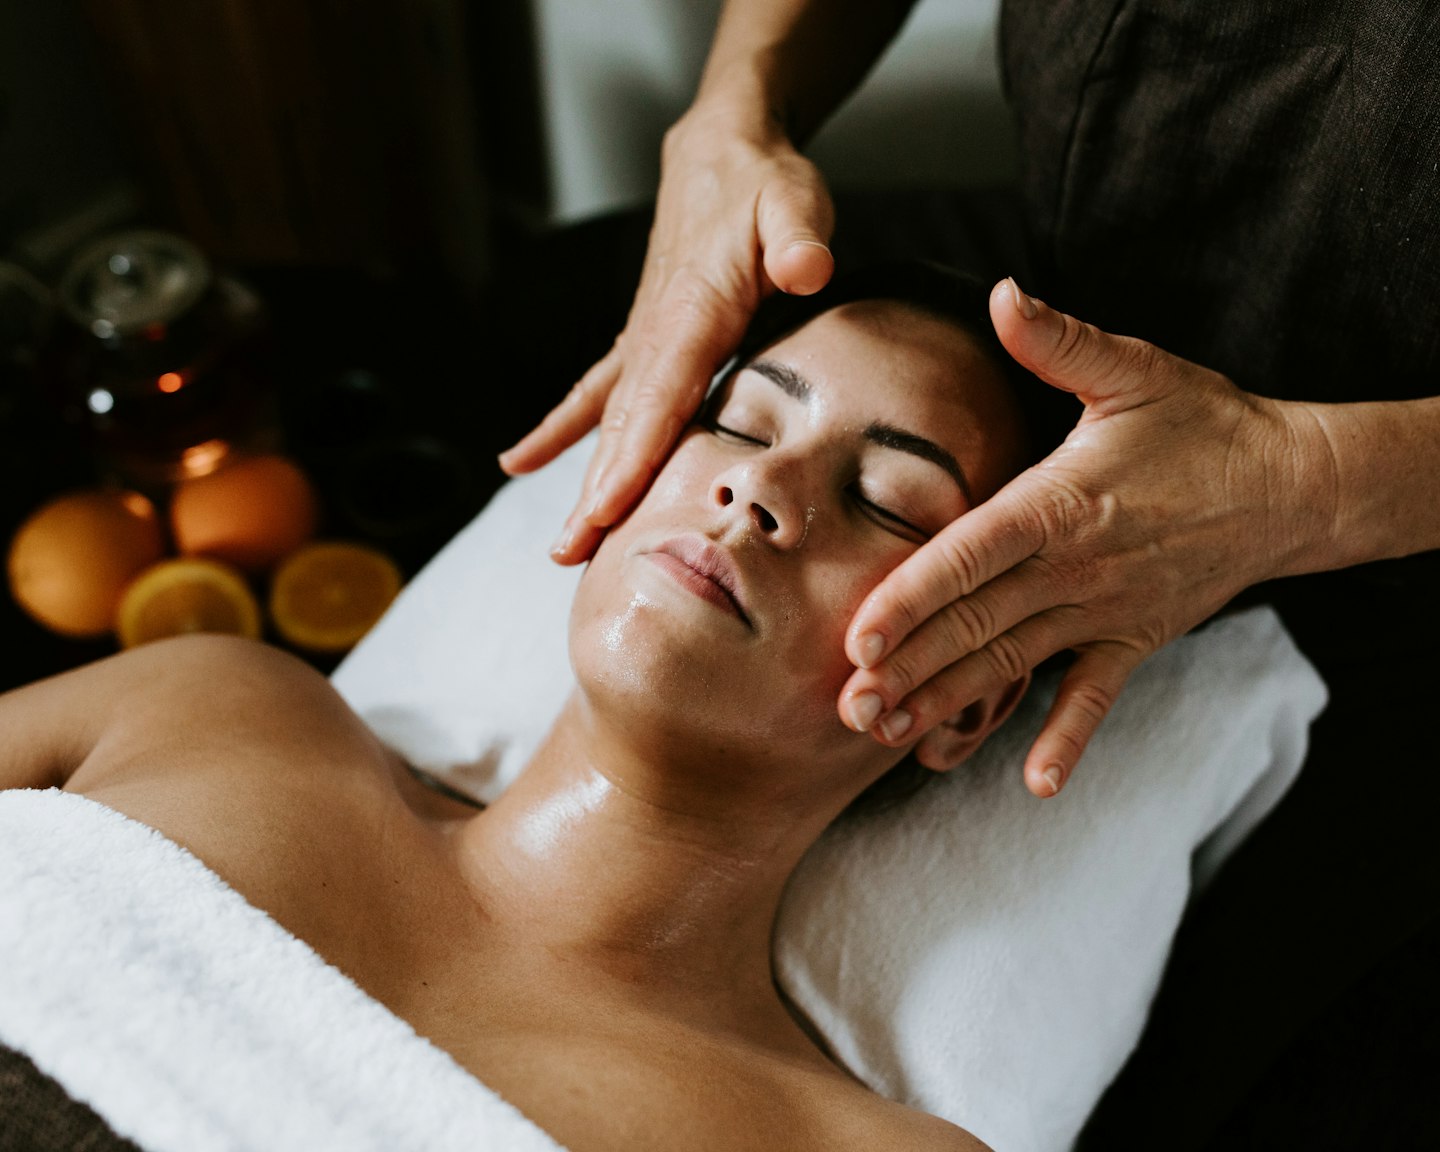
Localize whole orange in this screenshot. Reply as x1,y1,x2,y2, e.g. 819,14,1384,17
7,489,166,638
171,454,319,573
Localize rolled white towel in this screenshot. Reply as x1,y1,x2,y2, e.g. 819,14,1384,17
0,787,564,1152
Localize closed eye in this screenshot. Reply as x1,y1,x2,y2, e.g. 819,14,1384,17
702,417,768,447
853,490,927,540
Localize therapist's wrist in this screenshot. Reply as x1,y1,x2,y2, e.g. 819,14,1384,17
1267,397,1359,578
683,63,795,150
1285,394,1440,574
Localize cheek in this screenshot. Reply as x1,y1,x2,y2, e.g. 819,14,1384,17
646,436,714,505
573,446,703,586
597,439,712,550
778,548,913,702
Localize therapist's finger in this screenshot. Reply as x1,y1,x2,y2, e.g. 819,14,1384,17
548,449,611,562
764,239,834,296
1022,643,1140,796
845,608,1080,742
991,277,1176,411
846,484,1048,669
582,332,724,526
757,174,835,296
760,157,840,299
552,292,746,563
844,559,1064,716
499,342,623,476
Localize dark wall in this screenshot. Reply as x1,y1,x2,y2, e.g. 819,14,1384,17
0,0,132,264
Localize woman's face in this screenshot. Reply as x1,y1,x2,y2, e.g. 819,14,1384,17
568,300,1024,789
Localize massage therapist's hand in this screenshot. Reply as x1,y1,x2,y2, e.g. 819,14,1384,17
498,102,836,563
842,280,1337,797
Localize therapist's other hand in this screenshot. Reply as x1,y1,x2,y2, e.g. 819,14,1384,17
843,279,1332,797
498,104,836,564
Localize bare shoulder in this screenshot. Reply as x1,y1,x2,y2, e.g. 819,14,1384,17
53,634,407,878
62,634,386,792
854,1091,992,1152
44,635,441,943
788,1062,989,1152
900,1110,992,1151
0,634,348,793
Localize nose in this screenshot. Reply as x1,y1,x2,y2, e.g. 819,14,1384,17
711,456,808,548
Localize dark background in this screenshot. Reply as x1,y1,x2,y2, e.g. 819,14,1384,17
0,0,652,689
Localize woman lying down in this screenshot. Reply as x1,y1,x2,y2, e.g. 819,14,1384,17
0,263,1037,1151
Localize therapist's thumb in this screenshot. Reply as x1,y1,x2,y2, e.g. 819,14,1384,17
757,166,836,297
989,277,1174,410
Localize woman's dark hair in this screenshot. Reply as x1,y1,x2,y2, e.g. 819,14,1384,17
732,259,1075,469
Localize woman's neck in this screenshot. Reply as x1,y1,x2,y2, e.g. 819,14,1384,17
450,694,838,1032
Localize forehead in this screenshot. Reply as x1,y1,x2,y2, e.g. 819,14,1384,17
764,298,990,379
743,300,1021,497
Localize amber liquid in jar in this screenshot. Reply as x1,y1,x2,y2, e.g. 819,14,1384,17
45,230,278,498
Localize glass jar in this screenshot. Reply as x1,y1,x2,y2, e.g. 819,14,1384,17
44,229,277,497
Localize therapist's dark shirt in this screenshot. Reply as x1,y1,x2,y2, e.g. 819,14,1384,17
1001,0,1439,407
996,4,1440,1149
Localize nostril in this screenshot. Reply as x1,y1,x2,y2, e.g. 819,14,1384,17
752,504,779,533
717,485,734,507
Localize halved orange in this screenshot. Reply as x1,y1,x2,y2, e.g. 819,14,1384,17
117,557,262,649
268,541,401,654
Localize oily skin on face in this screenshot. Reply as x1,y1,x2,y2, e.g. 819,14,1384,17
568,300,1023,795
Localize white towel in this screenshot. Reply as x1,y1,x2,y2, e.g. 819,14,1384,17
0,788,564,1152
773,606,1326,1151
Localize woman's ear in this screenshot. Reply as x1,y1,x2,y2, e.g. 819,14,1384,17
912,674,1030,773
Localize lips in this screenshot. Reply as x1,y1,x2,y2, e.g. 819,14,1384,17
646,536,752,627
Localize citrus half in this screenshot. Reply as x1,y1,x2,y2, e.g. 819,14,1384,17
268,541,401,654
117,557,262,649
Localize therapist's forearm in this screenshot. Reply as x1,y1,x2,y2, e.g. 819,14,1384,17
1285,393,1440,574
694,0,918,144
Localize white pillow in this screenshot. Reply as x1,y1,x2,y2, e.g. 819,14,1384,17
333,434,1327,1152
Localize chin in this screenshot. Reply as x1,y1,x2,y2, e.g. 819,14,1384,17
567,607,852,779
567,527,867,761
568,587,731,725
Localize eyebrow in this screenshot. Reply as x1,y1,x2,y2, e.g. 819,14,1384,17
863,422,973,505
741,358,973,505
745,359,811,403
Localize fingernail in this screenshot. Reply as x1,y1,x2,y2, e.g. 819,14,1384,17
877,709,913,742
847,692,884,732
855,631,887,669
1041,764,1063,796
1006,276,1039,320
550,524,575,556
